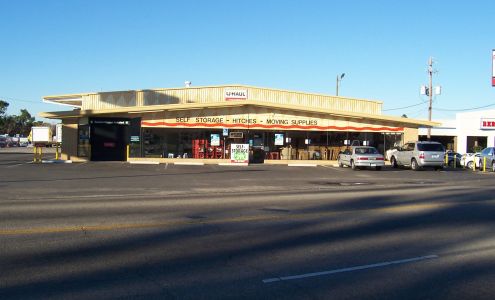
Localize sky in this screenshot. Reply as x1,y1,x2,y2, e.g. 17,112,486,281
1,0,494,123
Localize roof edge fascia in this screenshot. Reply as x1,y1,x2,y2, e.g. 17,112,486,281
39,100,438,127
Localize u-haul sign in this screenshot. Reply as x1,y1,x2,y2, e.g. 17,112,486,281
224,89,248,101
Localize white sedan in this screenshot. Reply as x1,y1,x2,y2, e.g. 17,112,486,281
338,146,385,170
460,152,480,169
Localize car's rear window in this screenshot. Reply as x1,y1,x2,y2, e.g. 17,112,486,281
418,143,444,151
355,147,378,154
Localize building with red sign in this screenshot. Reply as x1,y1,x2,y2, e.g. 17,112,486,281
419,110,495,154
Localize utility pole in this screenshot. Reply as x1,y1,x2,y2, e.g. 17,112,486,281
427,57,433,140
420,57,441,140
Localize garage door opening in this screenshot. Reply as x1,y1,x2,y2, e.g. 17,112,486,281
90,118,130,161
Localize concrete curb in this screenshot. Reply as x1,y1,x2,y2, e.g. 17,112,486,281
41,160,73,164
129,161,160,165
288,163,318,167
218,163,249,166
174,162,205,166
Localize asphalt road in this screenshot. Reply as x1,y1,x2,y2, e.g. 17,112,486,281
1,151,495,299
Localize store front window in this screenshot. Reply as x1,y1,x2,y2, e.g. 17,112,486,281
134,128,400,161
141,128,225,159
77,124,90,157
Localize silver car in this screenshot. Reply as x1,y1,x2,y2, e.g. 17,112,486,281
478,147,495,172
338,146,385,170
390,141,445,171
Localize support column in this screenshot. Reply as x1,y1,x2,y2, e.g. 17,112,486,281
456,135,467,154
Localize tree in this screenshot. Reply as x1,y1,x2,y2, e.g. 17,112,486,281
2,115,16,134
0,100,8,117
0,100,8,131
16,109,35,136
0,101,39,136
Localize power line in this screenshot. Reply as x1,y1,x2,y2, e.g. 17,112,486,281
382,99,429,111
395,101,495,117
404,107,428,119
433,103,495,112
0,96,40,104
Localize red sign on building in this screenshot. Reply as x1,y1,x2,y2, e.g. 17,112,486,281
481,118,495,129
492,49,495,86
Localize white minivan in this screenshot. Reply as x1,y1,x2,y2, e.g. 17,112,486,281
390,141,445,171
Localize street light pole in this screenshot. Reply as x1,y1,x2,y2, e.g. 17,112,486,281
336,73,345,96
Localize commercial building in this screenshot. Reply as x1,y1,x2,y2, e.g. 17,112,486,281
418,110,495,154
40,85,437,163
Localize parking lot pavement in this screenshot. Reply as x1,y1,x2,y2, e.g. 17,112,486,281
0,146,56,153
0,152,493,193
0,148,55,167
2,152,495,299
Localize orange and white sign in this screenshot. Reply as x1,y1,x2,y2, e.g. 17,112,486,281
224,89,248,101
141,109,404,132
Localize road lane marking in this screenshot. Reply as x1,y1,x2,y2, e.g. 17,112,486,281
0,215,285,235
0,202,455,236
0,221,186,235
262,255,438,283
3,161,35,167
320,165,345,171
5,163,28,168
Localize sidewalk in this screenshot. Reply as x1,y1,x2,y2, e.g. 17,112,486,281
128,157,392,167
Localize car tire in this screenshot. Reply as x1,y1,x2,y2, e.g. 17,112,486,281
390,156,398,168
411,159,419,171
375,166,382,171
466,161,473,170
351,160,357,170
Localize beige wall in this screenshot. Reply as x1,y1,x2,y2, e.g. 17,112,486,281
81,86,383,115
403,127,419,144
61,119,88,161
